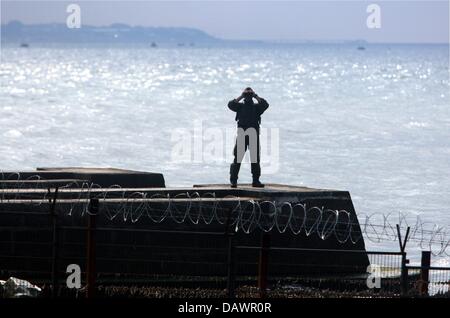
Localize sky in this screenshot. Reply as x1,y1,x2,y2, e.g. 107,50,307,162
1,0,449,43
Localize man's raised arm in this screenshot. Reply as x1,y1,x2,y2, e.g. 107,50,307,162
228,94,243,112
254,94,269,115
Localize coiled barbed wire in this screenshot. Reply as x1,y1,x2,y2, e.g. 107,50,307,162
1,172,450,256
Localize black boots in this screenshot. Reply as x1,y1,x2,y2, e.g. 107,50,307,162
230,163,240,188
231,178,264,188
229,163,264,188
252,177,265,188
230,178,264,188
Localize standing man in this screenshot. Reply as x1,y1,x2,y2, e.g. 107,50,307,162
228,87,269,188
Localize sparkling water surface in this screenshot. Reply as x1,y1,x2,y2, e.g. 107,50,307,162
1,44,449,262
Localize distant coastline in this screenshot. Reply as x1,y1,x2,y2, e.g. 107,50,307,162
1,21,447,48
1,20,369,48
1,21,261,48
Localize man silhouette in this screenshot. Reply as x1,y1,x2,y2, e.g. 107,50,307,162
228,87,269,188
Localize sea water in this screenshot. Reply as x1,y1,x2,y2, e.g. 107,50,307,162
0,44,449,263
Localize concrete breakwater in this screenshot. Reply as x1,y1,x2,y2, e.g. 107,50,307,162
0,167,369,282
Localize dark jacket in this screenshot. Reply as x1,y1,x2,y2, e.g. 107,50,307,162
228,98,269,129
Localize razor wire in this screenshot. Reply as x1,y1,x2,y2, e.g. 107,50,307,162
1,172,450,256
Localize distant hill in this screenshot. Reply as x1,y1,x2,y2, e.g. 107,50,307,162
0,21,233,46
1,21,372,47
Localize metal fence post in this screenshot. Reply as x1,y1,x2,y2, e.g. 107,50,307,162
419,251,431,296
396,224,410,296
49,187,59,298
257,232,270,298
226,233,236,298
400,252,409,296
225,208,236,298
86,197,98,298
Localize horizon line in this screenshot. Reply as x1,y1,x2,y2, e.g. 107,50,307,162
2,20,449,45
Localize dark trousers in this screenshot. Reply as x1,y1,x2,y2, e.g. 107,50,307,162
230,127,261,182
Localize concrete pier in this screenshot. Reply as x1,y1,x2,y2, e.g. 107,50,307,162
0,167,369,282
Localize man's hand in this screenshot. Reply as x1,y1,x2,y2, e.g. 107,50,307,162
236,87,262,102
253,92,262,103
